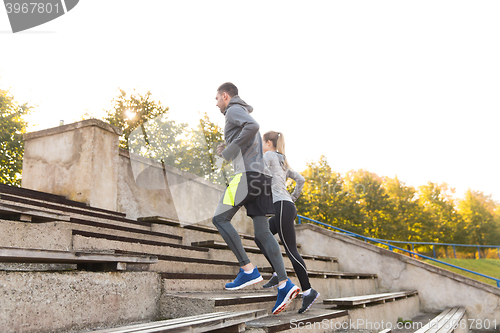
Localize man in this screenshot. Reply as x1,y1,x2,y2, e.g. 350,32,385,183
213,82,299,315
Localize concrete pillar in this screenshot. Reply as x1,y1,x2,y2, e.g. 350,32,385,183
22,119,122,211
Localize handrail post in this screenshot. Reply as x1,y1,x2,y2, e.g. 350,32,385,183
433,245,436,259
453,245,456,259
297,216,301,224
498,247,500,260
498,280,500,288
477,246,481,259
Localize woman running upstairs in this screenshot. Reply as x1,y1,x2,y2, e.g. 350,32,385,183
255,130,320,314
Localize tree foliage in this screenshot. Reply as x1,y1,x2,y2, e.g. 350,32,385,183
104,89,171,150
296,156,500,255
104,89,230,186
0,88,31,186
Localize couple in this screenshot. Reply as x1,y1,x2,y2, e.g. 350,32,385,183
212,82,319,315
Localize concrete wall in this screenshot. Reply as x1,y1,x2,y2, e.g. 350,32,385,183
21,119,254,235
117,148,253,234
22,119,121,212
0,271,161,333
295,223,500,323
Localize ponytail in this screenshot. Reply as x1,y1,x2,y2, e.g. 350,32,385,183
263,130,290,170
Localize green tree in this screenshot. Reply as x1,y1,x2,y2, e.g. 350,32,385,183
345,169,393,239
0,88,31,186
295,156,345,225
181,113,232,186
103,89,229,187
103,89,171,150
457,190,499,257
417,182,461,244
383,176,422,243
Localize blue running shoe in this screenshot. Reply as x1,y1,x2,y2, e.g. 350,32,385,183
272,278,300,315
225,267,263,290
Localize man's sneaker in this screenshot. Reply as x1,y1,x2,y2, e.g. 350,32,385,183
272,278,300,315
225,267,263,290
263,275,279,289
298,289,320,314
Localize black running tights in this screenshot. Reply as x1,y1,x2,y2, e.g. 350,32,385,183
254,200,311,291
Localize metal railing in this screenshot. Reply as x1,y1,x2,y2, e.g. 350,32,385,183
297,215,500,288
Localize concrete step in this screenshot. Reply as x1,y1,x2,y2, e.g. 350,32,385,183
193,241,339,272
72,231,212,262
0,192,138,223
0,195,152,232
67,218,183,245
260,268,378,301
149,220,262,249
145,217,302,249
204,248,338,273
245,306,349,333
149,218,297,250
0,184,127,218
160,272,378,300
159,290,301,319
193,240,303,255
0,201,70,223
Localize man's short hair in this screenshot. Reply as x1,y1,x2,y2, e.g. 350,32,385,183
217,82,238,97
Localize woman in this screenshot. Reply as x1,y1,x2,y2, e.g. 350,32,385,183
254,130,320,314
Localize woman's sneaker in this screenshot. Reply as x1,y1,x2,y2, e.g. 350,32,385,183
263,275,279,289
272,278,300,315
298,289,320,314
225,267,263,290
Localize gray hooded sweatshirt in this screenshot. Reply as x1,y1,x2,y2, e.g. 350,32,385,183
221,96,271,176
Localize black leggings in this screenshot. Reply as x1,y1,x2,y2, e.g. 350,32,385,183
255,200,311,291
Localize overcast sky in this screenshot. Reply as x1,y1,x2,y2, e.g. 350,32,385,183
1,1,499,201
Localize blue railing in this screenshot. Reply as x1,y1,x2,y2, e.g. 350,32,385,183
297,215,500,288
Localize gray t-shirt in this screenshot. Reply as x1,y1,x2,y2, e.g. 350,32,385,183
263,151,305,203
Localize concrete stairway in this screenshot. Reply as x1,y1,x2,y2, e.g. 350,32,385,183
0,185,428,333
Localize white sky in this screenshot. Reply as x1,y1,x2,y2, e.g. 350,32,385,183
1,1,499,201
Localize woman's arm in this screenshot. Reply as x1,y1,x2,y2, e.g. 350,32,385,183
287,169,305,202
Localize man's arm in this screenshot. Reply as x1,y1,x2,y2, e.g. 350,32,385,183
221,107,259,161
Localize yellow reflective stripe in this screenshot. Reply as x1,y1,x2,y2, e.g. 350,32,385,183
223,173,243,206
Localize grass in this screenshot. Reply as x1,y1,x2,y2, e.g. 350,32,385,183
422,258,500,287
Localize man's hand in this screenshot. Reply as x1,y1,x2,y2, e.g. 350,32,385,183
217,143,226,157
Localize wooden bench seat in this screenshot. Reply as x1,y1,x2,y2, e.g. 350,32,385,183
0,202,70,222
0,193,149,227
89,309,267,333
73,230,207,252
138,216,181,227
259,266,376,279
182,223,295,245
0,246,158,271
0,184,126,217
70,217,182,242
323,290,418,308
414,307,466,333
192,240,336,263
